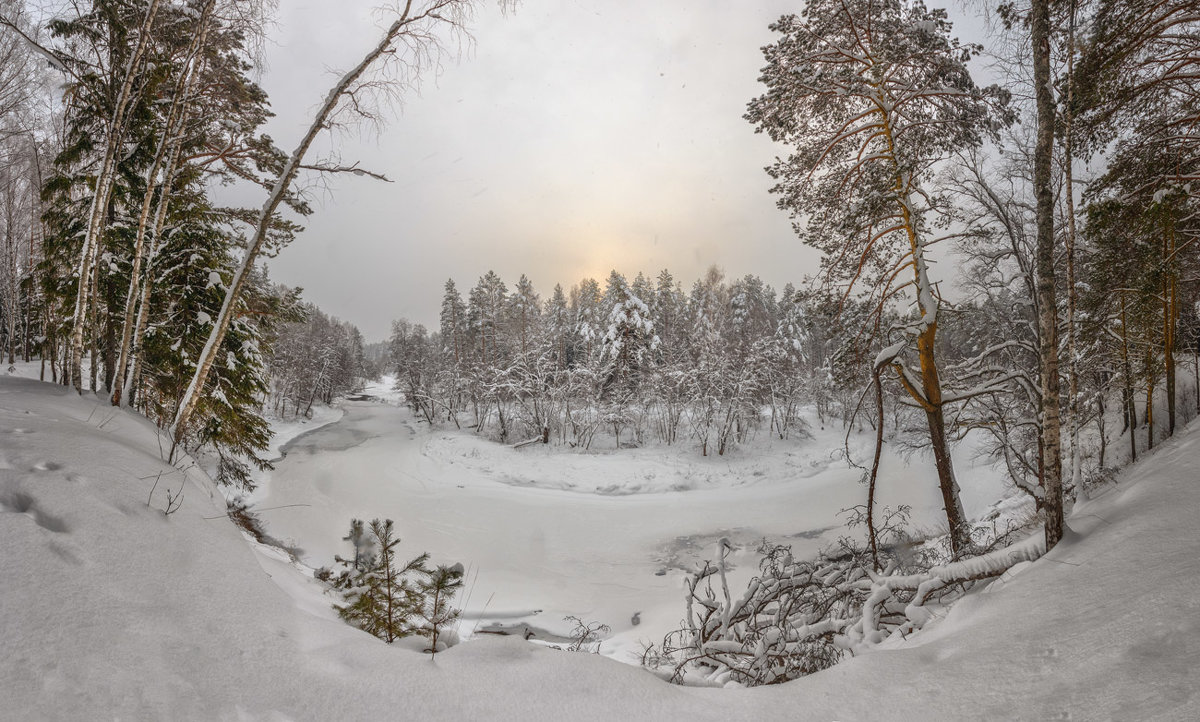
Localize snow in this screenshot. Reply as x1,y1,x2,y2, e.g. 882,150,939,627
253,379,1011,662
874,340,906,368
2,373,1197,719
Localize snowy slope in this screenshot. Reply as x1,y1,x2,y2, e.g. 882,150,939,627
2,374,1197,720
776,427,1200,720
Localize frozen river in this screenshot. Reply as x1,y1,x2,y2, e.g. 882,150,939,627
253,392,1007,661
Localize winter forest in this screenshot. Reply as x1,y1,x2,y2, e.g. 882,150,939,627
1,0,1198,719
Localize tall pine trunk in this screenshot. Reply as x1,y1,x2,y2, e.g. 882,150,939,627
1162,225,1177,437
876,91,968,558
1145,348,1155,451
1121,296,1137,463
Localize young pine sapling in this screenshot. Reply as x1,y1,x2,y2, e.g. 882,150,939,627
418,563,465,657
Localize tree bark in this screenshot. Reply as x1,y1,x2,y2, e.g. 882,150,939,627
1064,0,1082,495
1193,343,1199,415
1032,0,1064,550
1145,346,1156,451
1121,296,1136,463
867,366,885,572
1163,225,1177,437
112,0,216,407
874,87,968,558
68,0,162,392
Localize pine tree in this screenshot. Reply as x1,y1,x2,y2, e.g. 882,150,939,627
571,277,604,365
543,283,571,370
418,563,465,656
508,274,541,359
439,279,465,363
467,271,507,367
341,518,372,571
653,269,684,364
745,0,1010,556
336,519,430,644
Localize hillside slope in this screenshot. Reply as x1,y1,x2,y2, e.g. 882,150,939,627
1,375,1196,720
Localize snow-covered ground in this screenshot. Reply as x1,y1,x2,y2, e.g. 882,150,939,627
253,377,1011,660
2,372,1197,719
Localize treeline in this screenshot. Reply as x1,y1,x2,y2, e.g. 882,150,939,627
385,0,1200,569
390,266,882,454
269,304,369,419
0,0,372,487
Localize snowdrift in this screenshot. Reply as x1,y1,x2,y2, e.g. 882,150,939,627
1,375,1196,720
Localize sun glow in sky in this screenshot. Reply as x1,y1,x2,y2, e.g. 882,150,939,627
247,0,983,339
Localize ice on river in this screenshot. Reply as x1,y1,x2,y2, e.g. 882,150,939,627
252,382,1008,660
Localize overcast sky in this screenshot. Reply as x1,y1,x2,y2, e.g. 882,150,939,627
246,1,986,341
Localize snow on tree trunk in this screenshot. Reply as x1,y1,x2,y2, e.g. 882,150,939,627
1032,0,1065,550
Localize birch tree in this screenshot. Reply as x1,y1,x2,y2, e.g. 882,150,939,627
1031,0,1066,550
171,0,484,450
745,0,1010,556
63,0,163,393
109,0,218,407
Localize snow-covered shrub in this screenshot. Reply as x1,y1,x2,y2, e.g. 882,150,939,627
562,616,611,653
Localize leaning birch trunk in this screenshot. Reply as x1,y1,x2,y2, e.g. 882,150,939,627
171,5,448,447
1032,0,1065,550
68,0,162,393
111,0,216,407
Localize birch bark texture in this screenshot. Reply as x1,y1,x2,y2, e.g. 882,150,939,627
68,0,163,392
745,0,1009,557
110,0,218,407
1031,0,1065,550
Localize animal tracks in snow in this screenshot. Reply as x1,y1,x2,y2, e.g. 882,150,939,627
0,490,70,534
